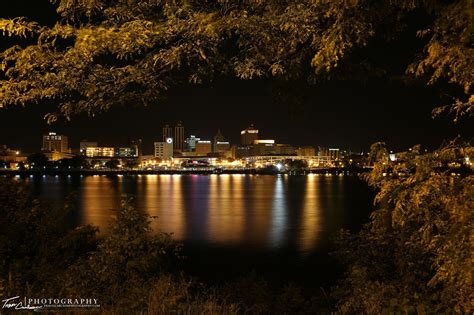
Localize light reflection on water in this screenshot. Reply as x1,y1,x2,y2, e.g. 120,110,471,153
21,174,370,255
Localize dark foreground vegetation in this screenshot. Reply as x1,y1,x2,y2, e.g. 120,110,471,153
0,176,333,314
0,142,472,314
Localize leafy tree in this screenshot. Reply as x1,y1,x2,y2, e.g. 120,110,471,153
332,142,473,313
0,177,98,296
0,0,471,122
27,152,48,168
63,198,181,311
104,158,120,169
286,159,308,171
124,158,139,169
90,159,102,168
68,155,88,168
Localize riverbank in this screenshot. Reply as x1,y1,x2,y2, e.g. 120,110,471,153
0,167,372,176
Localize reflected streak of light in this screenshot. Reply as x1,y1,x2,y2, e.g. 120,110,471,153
81,176,119,231
299,175,322,254
269,176,286,248
208,175,244,244
251,176,275,245
147,175,185,240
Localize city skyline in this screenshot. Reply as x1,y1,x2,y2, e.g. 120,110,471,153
3,122,379,157
0,81,474,156
0,1,473,154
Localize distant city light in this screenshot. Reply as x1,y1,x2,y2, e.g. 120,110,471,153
254,140,275,144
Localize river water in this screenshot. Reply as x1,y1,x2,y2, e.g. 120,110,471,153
19,173,374,289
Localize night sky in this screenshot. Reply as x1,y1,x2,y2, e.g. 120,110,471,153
1,1,472,155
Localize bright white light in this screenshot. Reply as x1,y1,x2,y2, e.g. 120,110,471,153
254,139,275,144
276,163,283,170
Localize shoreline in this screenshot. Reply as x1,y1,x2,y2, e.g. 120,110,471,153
0,167,372,176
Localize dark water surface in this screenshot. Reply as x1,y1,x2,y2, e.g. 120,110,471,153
18,174,374,289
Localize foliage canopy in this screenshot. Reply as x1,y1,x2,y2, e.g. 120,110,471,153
0,0,472,122
333,142,473,313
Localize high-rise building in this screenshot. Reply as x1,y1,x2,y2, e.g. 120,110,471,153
162,124,172,142
318,146,329,157
174,121,184,152
241,124,259,145
213,129,226,152
79,140,98,153
215,141,230,153
195,140,212,156
130,139,142,157
296,146,316,156
42,132,69,153
154,138,173,159
276,144,296,155
329,148,341,160
251,139,275,156
185,135,200,151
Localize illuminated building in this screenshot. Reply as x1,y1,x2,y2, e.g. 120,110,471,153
0,145,27,168
251,139,275,156
329,148,341,160
86,147,115,157
233,145,251,158
296,146,316,156
174,121,185,152
195,140,212,156
80,140,98,152
241,124,259,145
115,147,138,157
84,146,137,158
318,147,329,157
276,144,296,155
162,124,172,142
154,138,173,159
213,129,226,152
130,139,142,158
215,141,230,153
80,140,98,155
185,135,200,151
42,132,69,153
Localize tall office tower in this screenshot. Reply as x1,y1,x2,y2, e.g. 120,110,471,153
42,132,69,152
154,138,174,159
296,146,316,156
240,124,259,145
318,146,329,157
195,140,212,156
130,139,142,157
162,124,173,142
185,135,200,151
174,121,184,151
215,141,230,153
213,129,226,152
329,148,341,160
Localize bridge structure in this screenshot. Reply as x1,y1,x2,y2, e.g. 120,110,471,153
244,155,335,168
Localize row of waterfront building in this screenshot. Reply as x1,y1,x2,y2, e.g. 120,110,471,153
1,123,353,169
39,123,345,161
152,123,343,160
